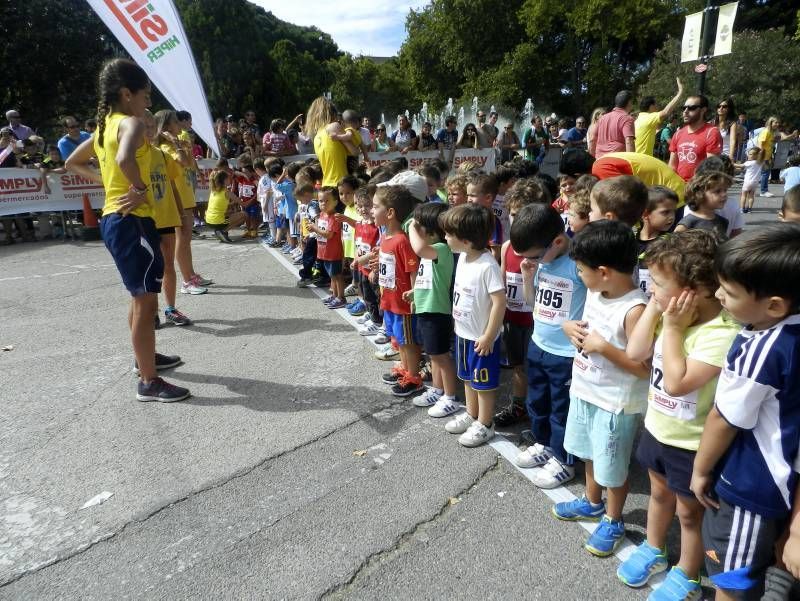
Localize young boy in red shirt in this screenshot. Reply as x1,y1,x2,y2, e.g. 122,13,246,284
372,183,422,397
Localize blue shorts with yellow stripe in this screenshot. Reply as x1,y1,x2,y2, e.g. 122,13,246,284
455,335,501,391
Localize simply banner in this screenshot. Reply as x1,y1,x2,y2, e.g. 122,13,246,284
85,0,220,157
0,148,498,215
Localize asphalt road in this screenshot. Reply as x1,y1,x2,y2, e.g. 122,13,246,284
0,185,788,600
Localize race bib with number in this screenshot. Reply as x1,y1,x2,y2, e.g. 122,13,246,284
356,241,371,259
648,339,698,420
533,273,573,324
572,350,604,384
378,251,396,289
638,268,652,298
341,220,353,242
452,282,475,323
505,272,531,312
317,221,328,246
415,258,433,290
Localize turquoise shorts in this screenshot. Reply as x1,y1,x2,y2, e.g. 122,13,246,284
563,395,641,488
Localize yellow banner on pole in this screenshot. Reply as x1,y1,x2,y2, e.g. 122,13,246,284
714,2,738,57
681,11,703,63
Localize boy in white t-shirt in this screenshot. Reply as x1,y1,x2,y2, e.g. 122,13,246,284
440,204,507,447
552,221,651,557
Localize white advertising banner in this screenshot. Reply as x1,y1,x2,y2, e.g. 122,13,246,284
714,2,738,57
0,170,105,216
681,11,703,62
0,148,498,214
85,0,220,157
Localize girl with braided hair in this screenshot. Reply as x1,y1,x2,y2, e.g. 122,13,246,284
65,58,190,403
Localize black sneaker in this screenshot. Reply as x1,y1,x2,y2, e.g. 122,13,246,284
494,402,528,427
133,353,183,375
296,278,313,288
382,368,405,385
391,376,425,398
165,309,192,326
136,377,190,403
214,229,233,244
311,276,331,288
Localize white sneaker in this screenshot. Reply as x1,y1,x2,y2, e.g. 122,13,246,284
344,283,358,296
530,456,575,489
356,315,372,325
374,345,399,360
180,281,208,295
428,396,461,418
760,191,775,198
515,443,553,468
373,334,390,344
458,420,495,447
445,412,474,434
413,387,441,408
359,323,381,336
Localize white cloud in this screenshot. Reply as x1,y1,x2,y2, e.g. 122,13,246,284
250,0,429,57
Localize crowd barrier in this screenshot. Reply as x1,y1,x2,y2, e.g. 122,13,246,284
0,148,497,217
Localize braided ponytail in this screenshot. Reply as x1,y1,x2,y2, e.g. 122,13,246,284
96,99,109,148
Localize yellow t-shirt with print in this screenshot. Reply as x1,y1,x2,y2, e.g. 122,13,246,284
94,112,153,218
159,142,196,209
644,311,739,451
342,204,360,258
149,146,182,229
634,112,662,156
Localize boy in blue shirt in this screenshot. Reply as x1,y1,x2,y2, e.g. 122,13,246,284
510,204,587,488
691,223,800,600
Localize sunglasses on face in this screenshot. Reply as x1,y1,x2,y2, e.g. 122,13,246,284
682,105,702,112
376,128,385,131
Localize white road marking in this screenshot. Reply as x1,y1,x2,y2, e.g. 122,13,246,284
263,243,667,592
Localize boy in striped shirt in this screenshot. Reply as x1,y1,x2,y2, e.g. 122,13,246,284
690,223,800,600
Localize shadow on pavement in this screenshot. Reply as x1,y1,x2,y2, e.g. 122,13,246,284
188,316,352,337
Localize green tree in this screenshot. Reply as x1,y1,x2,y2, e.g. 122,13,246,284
639,27,800,127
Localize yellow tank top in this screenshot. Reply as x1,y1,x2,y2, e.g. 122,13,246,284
94,112,153,218
149,146,182,229
205,188,229,225
314,127,348,187
159,142,196,209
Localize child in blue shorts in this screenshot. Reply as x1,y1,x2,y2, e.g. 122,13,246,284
552,221,650,557
440,204,506,447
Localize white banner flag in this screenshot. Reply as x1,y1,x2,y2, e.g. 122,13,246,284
714,2,738,57
681,11,703,63
85,0,220,157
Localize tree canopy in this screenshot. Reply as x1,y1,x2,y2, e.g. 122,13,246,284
1,0,798,141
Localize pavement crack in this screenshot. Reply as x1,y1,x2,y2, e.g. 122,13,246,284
0,402,397,588
319,456,501,600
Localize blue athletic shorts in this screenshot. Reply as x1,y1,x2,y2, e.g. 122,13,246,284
456,335,501,390
245,203,261,217
383,310,417,346
100,213,163,296
322,260,342,277
275,215,286,228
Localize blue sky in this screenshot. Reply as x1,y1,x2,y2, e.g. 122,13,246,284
251,0,430,57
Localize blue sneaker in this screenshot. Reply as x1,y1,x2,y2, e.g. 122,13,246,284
348,299,366,316
648,567,701,601
345,300,359,310
552,496,606,521
585,515,626,556
617,542,668,587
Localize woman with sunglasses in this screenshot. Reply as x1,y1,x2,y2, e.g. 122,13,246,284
370,123,393,153
456,123,481,149
497,123,521,162
715,97,740,159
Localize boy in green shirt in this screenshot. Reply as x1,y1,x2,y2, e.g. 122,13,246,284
406,202,460,416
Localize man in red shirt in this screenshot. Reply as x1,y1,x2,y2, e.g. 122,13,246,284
668,95,722,181
590,90,635,158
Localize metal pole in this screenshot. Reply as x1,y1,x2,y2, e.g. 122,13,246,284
697,0,718,96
